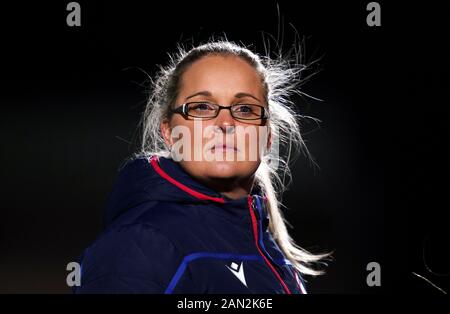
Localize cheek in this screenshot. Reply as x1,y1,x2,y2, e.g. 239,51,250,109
169,119,198,160
240,125,269,162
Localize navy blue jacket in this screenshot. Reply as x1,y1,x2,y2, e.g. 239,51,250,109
74,156,307,294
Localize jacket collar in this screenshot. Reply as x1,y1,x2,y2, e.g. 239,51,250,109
103,155,269,228
149,156,226,203
150,155,267,205
149,156,270,228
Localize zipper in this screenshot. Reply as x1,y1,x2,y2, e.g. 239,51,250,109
247,195,292,294
252,196,279,267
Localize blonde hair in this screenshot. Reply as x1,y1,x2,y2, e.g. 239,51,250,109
134,37,330,277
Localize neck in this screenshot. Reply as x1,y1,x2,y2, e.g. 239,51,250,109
203,176,255,200
220,186,250,200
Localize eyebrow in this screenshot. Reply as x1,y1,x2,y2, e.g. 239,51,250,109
185,90,261,102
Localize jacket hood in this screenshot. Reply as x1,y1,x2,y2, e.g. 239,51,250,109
102,155,267,228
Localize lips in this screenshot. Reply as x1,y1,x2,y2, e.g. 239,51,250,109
210,144,238,152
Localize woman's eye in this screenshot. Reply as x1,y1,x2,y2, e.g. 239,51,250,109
192,103,214,111
234,105,253,113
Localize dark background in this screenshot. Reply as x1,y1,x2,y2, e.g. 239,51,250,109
0,1,448,294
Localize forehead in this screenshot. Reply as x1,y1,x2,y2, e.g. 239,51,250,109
179,55,265,99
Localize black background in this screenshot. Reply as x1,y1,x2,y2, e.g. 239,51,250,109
0,1,448,294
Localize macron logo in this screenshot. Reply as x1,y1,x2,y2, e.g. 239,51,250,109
226,261,247,287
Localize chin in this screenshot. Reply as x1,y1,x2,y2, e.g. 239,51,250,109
205,160,260,180
205,160,241,179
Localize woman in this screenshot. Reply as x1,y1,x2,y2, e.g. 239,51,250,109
74,40,328,294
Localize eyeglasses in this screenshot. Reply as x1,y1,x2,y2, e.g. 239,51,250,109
170,102,269,122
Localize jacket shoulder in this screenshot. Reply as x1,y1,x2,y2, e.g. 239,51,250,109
75,223,183,293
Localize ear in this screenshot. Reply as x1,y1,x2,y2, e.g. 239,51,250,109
266,124,272,151
161,118,173,148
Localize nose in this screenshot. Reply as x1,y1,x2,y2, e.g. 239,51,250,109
214,106,236,134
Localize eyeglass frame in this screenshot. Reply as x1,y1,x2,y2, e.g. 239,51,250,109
169,101,270,122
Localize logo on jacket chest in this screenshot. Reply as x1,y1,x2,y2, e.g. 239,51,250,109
226,261,248,287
